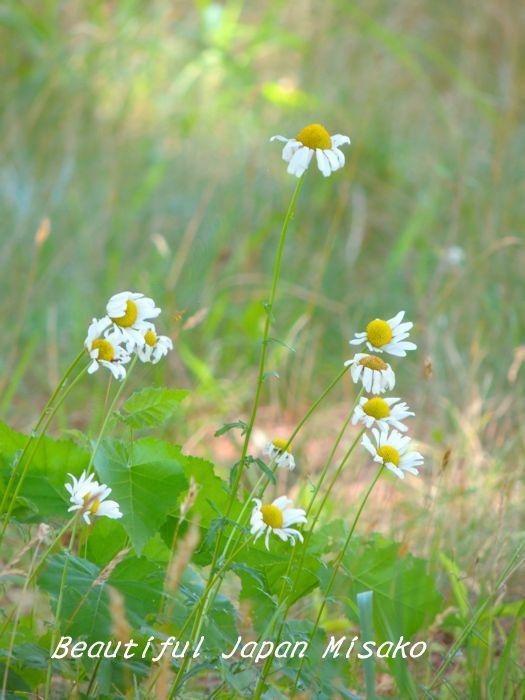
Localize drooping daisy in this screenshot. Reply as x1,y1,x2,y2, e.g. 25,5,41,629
66,471,123,525
345,353,396,394
352,396,414,432
362,427,424,480
250,496,307,550
263,438,296,471
349,311,416,357
271,123,350,178
84,318,131,381
136,328,173,364
106,291,161,348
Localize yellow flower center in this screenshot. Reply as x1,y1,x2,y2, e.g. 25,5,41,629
377,445,400,466
260,504,283,529
144,329,157,347
90,498,100,514
363,397,390,420
272,438,292,453
83,492,100,514
359,355,388,371
296,123,331,150
111,299,138,328
91,338,114,362
366,319,393,348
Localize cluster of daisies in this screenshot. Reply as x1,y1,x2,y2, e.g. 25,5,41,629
85,291,173,380
250,311,423,550
61,291,174,525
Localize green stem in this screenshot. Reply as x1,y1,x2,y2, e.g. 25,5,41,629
0,364,88,545
163,538,250,697
289,466,384,697
0,517,77,642
44,517,80,699
0,350,86,519
2,536,45,695
208,176,305,559
85,356,137,477
256,427,365,694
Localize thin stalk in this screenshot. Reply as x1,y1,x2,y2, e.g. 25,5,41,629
85,356,137,476
206,176,305,573
288,466,385,697
44,517,80,699
2,537,45,695
175,364,350,692
256,427,365,693
0,364,88,545
0,517,77,643
0,350,86,520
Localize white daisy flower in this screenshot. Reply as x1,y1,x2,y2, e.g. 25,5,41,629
84,318,131,381
136,328,173,364
344,353,396,394
349,311,417,357
263,438,296,471
66,471,123,525
271,123,350,178
362,427,424,480
106,291,161,349
250,496,307,550
352,396,414,432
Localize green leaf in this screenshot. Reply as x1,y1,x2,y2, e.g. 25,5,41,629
116,387,188,429
0,421,89,518
94,438,188,554
39,552,165,643
262,337,296,352
214,420,248,437
357,591,377,700
336,534,442,641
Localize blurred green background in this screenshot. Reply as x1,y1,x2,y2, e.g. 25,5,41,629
1,0,524,480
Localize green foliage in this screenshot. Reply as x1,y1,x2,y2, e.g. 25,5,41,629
94,437,188,554
116,387,188,429
0,421,89,518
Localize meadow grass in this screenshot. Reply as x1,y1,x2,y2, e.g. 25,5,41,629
1,1,524,697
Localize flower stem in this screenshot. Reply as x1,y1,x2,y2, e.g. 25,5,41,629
84,356,137,477
254,427,365,696
44,516,80,700
0,362,88,546
289,466,385,696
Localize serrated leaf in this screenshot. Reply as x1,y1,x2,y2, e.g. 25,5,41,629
116,387,188,429
94,438,188,554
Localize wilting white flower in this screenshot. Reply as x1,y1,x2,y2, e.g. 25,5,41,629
84,318,130,381
263,438,295,471
362,427,424,480
106,291,161,349
352,396,414,432
66,471,123,525
250,496,307,550
136,328,173,364
271,123,350,177
345,353,396,394
350,311,416,357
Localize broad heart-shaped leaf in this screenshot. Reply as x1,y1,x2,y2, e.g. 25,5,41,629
116,387,188,429
330,534,442,641
0,421,89,518
39,552,165,643
94,438,188,554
